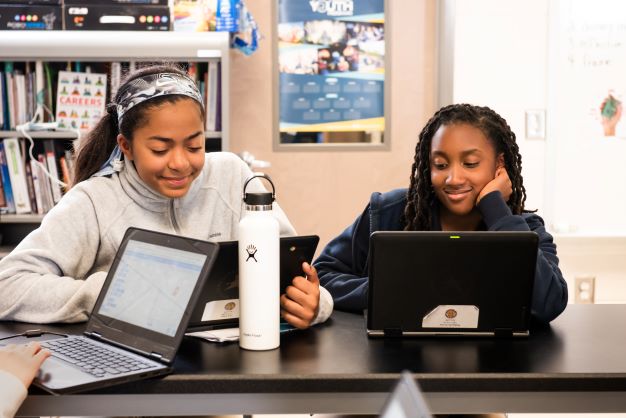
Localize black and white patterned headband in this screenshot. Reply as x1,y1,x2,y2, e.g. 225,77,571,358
115,72,204,125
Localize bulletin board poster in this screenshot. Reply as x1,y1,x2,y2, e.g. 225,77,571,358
278,0,385,144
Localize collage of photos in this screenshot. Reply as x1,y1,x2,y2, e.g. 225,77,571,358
278,19,384,76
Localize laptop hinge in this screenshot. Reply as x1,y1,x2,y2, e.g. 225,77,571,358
85,331,102,339
494,328,513,338
383,328,403,338
150,352,164,360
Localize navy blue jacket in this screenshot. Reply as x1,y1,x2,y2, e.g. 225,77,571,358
315,188,568,323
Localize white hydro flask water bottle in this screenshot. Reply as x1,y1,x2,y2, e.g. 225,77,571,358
238,174,280,351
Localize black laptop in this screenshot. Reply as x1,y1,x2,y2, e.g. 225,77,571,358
367,231,538,337
34,227,219,394
187,235,319,331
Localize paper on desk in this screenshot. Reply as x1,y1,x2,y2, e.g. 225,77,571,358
186,328,239,343
186,323,298,343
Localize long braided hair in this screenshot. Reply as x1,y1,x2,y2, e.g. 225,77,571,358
403,104,528,231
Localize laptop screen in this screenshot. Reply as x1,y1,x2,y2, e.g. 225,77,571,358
367,231,538,336
97,240,207,337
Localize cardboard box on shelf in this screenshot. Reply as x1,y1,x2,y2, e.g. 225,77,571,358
0,4,62,30
64,4,170,31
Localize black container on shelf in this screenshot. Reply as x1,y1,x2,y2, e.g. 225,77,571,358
64,0,168,5
0,0,61,4
0,4,62,30
64,5,171,31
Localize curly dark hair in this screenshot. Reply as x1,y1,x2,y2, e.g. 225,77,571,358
402,103,528,231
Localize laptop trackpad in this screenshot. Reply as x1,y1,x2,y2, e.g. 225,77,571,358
36,356,95,390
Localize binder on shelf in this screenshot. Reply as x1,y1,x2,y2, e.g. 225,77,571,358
59,156,71,191
0,143,16,214
37,154,54,213
43,140,63,204
14,71,28,127
3,138,31,214
0,165,5,209
0,71,4,130
215,61,222,132
43,63,54,122
109,62,122,102
5,63,15,130
24,162,39,215
25,63,35,124
205,60,218,132
63,149,75,182
29,159,45,215
34,61,46,123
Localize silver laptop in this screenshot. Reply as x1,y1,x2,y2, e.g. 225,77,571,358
367,231,538,337
33,227,219,394
379,371,432,418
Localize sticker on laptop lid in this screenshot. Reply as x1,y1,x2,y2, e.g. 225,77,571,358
422,305,479,328
201,298,240,322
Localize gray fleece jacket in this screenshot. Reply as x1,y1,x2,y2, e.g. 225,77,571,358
0,152,333,324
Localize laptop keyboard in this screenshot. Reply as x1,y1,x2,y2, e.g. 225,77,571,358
41,337,153,378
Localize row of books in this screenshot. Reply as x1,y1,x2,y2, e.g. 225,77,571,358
0,138,71,215
1,61,222,133
0,62,48,131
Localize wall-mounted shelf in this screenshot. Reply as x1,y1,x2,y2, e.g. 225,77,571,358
0,130,78,139
0,31,229,61
0,214,45,224
0,130,223,140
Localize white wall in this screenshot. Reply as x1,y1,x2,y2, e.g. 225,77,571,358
450,0,626,304
547,0,626,235
453,0,548,213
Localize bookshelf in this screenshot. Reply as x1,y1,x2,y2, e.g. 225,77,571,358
0,30,230,248
0,30,229,149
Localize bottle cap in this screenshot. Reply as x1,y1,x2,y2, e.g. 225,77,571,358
243,173,276,206
244,191,273,205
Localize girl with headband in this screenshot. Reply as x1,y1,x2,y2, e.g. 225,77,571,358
0,64,333,329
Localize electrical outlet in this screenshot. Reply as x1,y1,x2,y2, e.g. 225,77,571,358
525,109,546,139
575,276,596,304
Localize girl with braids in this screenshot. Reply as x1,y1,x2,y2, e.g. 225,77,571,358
315,103,567,323
0,64,333,329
